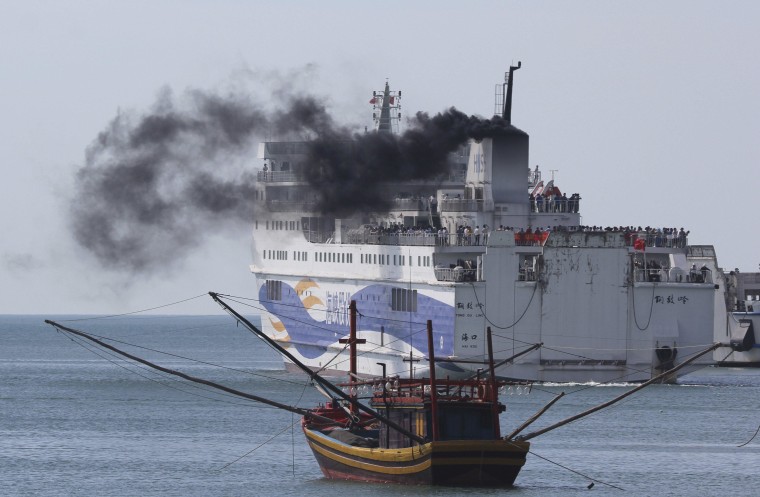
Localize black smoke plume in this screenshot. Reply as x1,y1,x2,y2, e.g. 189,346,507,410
71,87,333,272
71,84,515,272
305,109,516,215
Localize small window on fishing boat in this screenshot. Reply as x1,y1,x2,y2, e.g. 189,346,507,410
437,405,495,440
391,288,417,312
266,280,282,301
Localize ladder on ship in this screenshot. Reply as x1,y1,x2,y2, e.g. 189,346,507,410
428,201,441,229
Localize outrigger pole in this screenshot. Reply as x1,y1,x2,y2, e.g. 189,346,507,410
437,342,542,381
515,342,723,441
209,292,425,445
43,320,337,425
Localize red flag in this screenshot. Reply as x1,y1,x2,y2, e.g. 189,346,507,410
369,97,377,104
389,96,395,105
634,238,646,251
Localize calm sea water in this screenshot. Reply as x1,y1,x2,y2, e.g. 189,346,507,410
1,314,759,497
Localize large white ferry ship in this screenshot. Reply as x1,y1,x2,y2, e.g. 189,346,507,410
249,65,723,382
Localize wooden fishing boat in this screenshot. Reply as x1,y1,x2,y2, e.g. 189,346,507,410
298,300,529,486
302,386,529,486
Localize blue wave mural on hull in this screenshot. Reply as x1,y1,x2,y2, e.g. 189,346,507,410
259,282,455,360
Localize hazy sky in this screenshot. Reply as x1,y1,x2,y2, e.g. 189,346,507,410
1,1,758,315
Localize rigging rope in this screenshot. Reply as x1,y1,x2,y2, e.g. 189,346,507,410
469,280,539,330
631,279,657,331
55,326,283,408
59,294,208,322
738,424,760,448
215,420,300,471
528,450,625,491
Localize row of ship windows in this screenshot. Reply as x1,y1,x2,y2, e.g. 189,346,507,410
256,220,300,231
262,250,432,267
265,279,418,313
262,251,352,263
361,254,433,267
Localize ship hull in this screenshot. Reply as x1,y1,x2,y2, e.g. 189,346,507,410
254,265,717,383
304,428,529,486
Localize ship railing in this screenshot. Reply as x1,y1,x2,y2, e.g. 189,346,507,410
439,199,492,212
303,230,334,243
392,198,428,211
343,231,499,247
626,232,689,248
257,171,300,183
434,267,478,282
513,232,549,246
266,199,318,212
532,199,579,213
446,170,467,183
345,231,439,246
256,169,465,185
633,268,712,283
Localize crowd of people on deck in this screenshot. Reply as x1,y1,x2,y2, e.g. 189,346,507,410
451,225,489,246
530,192,581,213
568,225,691,248
497,225,690,248
361,223,690,249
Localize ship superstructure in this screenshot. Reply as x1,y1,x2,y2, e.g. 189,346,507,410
714,271,760,365
249,66,720,382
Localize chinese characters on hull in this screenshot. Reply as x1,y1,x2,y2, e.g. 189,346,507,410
456,300,484,349
654,295,689,305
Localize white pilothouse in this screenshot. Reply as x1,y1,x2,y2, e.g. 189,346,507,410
249,65,721,382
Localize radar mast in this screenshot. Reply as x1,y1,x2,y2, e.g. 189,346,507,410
370,81,401,133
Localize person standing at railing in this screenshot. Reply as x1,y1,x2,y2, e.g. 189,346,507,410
678,228,688,248
474,226,480,245
536,193,543,212
700,265,711,283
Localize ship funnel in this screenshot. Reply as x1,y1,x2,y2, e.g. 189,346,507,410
502,61,521,124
